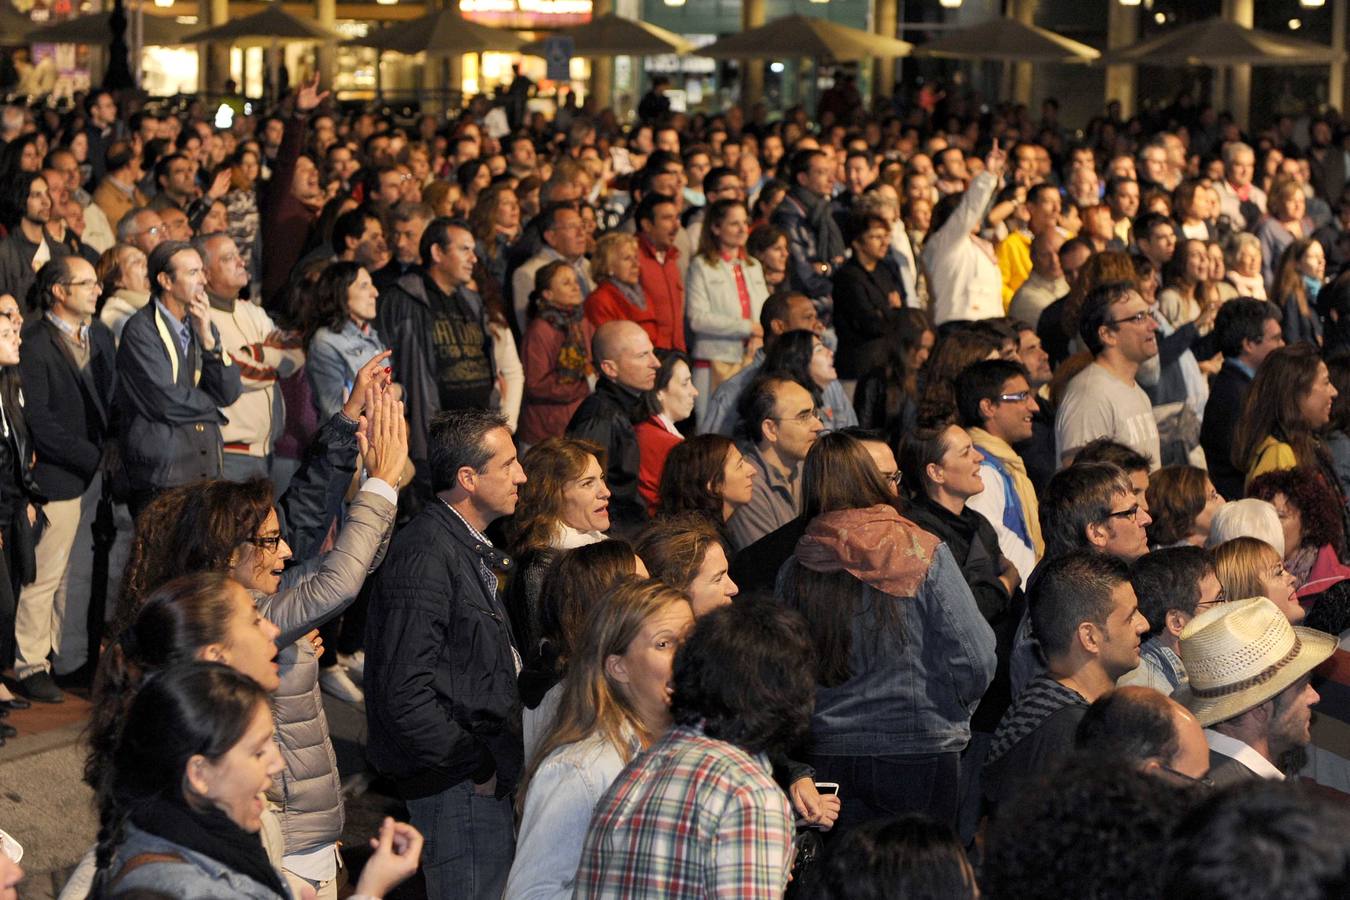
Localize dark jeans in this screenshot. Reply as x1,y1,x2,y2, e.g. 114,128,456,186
807,751,961,836
405,780,514,900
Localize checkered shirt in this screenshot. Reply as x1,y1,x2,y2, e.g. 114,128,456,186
573,725,794,899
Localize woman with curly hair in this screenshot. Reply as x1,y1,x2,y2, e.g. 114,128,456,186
116,383,406,900
503,437,611,652
1247,467,1350,635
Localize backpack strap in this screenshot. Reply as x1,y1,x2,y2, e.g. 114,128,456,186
111,851,185,887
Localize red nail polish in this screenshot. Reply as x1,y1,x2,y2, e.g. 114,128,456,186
384,367,392,374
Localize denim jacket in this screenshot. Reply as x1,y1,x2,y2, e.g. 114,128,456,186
505,731,634,900
305,320,386,422
784,543,997,756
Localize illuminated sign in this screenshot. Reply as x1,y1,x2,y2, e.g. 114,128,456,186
458,0,592,27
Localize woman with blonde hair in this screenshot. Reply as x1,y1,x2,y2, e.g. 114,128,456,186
1212,536,1305,624
1225,231,1267,300
506,577,694,899
583,231,655,338
1257,179,1313,292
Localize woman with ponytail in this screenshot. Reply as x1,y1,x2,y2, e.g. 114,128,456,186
89,662,422,899
505,577,694,900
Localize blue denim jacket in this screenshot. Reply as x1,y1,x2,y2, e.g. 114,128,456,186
786,543,997,756
306,321,386,422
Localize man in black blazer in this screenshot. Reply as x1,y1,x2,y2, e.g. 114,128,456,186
14,256,117,703
1200,299,1285,500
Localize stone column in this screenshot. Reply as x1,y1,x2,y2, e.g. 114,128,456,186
742,0,765,107
202,0,230,94
1009,0,1037,107
873,0,897,105
589,0,613,111
1333,0,1347,116
316,0,337,86
1223,0,1253,130
1105,0,1137,119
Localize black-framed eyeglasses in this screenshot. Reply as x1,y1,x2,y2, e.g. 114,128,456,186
1110,311,1152,327
882,470,902,487
996,391,1033,404
1158,764,1215,789
773,408,821,425
247,535,284,552
1106,504,1142,523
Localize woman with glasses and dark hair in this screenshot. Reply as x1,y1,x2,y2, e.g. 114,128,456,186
776,430,996,833
114,383,407,900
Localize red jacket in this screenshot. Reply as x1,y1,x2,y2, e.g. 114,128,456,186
585,280,659,344
637,236,686,352
518,314,596,445
634,415,682,514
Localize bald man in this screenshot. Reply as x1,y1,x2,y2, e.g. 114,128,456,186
1008,230,1068,332
1075,686,1211,785
566,320,659,536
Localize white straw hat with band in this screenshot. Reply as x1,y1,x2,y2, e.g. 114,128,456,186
1173,596,1337,728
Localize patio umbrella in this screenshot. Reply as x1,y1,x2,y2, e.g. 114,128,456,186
913,17,1099,64
183,5,338,44
26,11,194,46
0,4,33,43
343,7,524,56
519,13,692,57
1103,17,1344,67
697,14,913,62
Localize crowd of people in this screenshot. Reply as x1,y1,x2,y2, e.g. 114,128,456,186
0,71,1348,898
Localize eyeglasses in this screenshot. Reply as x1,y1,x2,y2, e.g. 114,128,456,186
1110,311,1152,327
1157,764,1215,789
773,408,821,425
997,391,1033,404
1106,504,1143,523
62,279,99,288
882,470,902,487
247,534,284,552
137,225,165,238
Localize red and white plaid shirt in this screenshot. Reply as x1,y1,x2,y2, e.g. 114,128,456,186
574,725,794,899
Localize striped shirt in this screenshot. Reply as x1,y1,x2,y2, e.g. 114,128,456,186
574,725,793,899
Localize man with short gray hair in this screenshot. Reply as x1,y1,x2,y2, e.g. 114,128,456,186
365,407,528,900
1215,141,1267,232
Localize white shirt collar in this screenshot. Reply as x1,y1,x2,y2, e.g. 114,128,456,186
658,412,684,438
1204,729,1285,781
554,523,605,550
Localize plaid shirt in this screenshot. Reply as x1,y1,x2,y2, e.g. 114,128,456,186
574,725,793,900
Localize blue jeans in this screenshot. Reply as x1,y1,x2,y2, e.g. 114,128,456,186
222,451,272,484
807,751,961,836
405,780,515,900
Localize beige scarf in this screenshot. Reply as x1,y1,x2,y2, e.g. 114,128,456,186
968,426,1044,559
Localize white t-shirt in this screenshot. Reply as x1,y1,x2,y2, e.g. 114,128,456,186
1055,362,1161,469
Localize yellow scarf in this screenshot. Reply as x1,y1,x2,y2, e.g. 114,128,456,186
968,426,1044,559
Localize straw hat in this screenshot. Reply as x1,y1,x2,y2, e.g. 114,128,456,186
1173,596,1337,728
